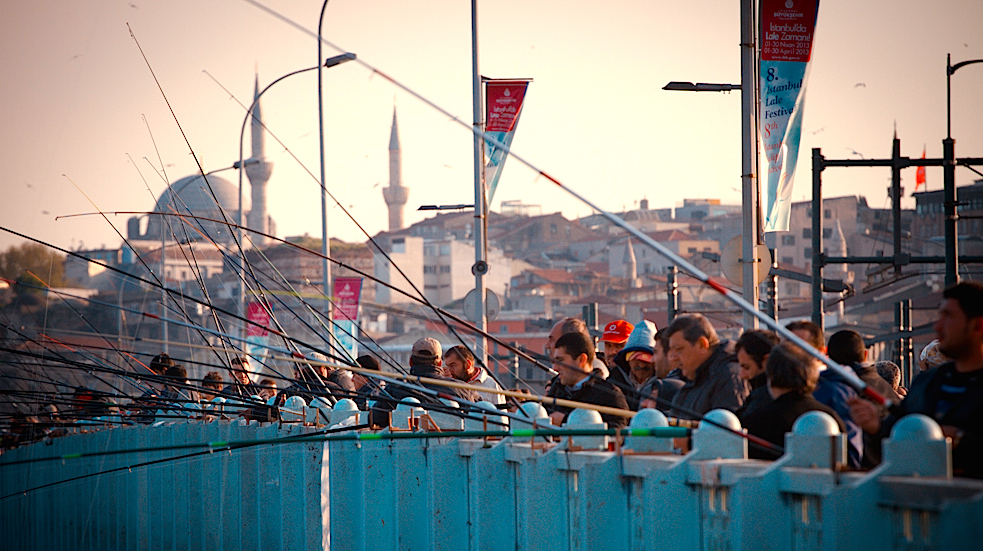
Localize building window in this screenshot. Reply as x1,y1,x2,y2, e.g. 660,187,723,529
424,265,436,274
439,244,450,256
439,265,451,274
802,228,812,239
823,228,833,238
392,238,405,253
804,247,812,259
781,256,794,266
550,223,558,234
781,235,795,246
824,209,832,219
500,324,508,333
785,282,800,295
688,247,697,254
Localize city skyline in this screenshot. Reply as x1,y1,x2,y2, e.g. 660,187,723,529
2,0,982,253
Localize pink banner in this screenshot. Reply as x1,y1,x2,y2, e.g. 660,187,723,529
483,79,530,203
333,277,363,321
246,302,270,337
486,81,528,132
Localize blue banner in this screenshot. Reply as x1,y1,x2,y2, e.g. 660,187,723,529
760,0,820,233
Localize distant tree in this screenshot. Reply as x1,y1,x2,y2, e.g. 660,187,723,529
0,243,66,293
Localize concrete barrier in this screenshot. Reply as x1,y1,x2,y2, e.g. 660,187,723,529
2,411,981,550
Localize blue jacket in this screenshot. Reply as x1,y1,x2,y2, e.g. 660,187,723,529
813,369,863,469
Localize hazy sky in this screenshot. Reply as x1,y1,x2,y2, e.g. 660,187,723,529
2,0,982,253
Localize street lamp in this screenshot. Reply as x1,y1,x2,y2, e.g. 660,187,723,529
236,52,356,336
943,54,983,287
662,82,740,93
662,0,761,330
417,204,474,211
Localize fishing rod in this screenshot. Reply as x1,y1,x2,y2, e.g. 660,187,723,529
36,215,552,394
276,352,786,456
196,68,492,388
242,0,888,407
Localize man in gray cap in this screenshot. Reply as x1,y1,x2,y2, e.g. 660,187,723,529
369,337,479,427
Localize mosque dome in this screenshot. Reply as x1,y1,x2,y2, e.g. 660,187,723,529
154,174,247,216
133,174,247,244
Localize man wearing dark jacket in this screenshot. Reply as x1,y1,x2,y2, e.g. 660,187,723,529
369,338,479,427
850,282,983,479
665,314,749,420
545,332,630,429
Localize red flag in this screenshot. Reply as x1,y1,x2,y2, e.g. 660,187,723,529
914,146,926,192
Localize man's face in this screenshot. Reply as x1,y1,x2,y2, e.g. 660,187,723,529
444,354,472,381
668,332,711,379
935,298,979,359
603,341,626,367
544,321,565,358
236,364,251,384
653,340,671,378
552,346,589,386
736,348,765,381
628,358,655,383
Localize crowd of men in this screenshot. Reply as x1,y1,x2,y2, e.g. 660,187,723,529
3,281,981,480
531,280,983,479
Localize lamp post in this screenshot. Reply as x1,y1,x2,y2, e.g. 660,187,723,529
470,0,488,368
943,54,983,287
235,53,355,338
661,0,760,330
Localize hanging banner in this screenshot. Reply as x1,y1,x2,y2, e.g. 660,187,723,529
245,301,272,370
483,79,531,203
333,277,363,361
246,301,270,337
332,277,363,321
760,0,820,232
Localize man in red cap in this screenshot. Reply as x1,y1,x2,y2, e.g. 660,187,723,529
599,320,633,371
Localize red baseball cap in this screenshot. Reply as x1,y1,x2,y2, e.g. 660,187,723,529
600,320,633,344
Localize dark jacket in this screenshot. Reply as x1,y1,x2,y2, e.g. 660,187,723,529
668,341,749,420
812,368,864,469
742,391,846,460
737,373,773,422
368,362,479,427
880,362,983,479
638,372,686,414
545,371,630,430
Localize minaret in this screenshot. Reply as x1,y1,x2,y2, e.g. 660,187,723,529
245,73,274,247
382,108,409,232
623,237,642,288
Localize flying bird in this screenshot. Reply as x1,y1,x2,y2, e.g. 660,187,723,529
854,83,866,88
811,126,826,135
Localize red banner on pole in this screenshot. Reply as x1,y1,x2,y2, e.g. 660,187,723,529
483,79,531,203
486,81,528,132
333,277,363,321
246,302,270,337
761,0,819,63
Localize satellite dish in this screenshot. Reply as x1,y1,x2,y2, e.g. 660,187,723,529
720,235,769,287
463,289,501,323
